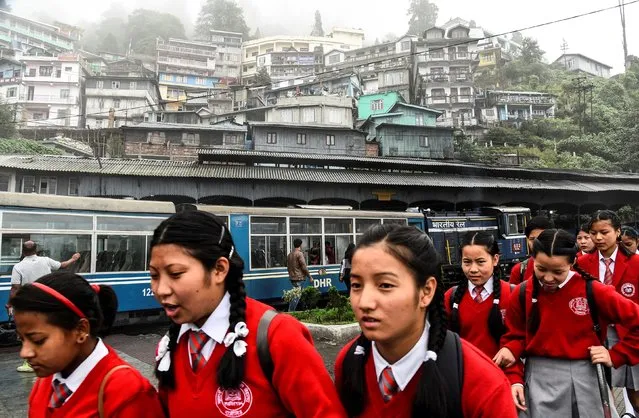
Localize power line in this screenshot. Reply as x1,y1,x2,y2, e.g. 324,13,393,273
4,0,638,127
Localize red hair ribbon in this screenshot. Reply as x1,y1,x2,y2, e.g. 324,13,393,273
31,283,86,319
91,284,100,293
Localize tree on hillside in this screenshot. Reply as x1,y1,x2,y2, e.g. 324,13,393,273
252,27,262,40
310,10,324,37
195,0,250,40
0,102,16,139
126,9,185,56
254,67,271,86
99,33,121,55
407,0,438,36
519,37,545,64
0,0,10,11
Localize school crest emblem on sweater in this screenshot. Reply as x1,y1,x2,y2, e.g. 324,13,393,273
569,297,589,316
215,382,253,417
622,283,636,298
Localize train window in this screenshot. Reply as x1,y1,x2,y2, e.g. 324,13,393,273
325,235,352,265
250,217,286,234
356,219,382,234
96,235,147,272
97,216,165,232
507,214,526,235
290,218,321,234
0,234,92,275
2,212,92,230
325,218,353,234
383,218,408,225
291,236,324,265
250,236,286,269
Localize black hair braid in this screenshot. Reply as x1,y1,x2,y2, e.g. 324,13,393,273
528,274,542,335
155,322,181,389
413,287,448,418
488,277,506,343
448,279,468,334
217,257,248,389
339,334,373,416
573,263,599,283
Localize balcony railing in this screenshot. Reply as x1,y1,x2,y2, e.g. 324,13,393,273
157,56,211,70
156,43,217,58
0,22,73,50
21,94,78,104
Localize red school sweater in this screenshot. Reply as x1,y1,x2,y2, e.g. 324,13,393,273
444,280,512,358
501,274,639,385
334,338,517,418
28,346,164,418
509,258,535,285
159,297,346,418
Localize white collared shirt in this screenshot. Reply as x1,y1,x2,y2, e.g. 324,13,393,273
598,247,618,283
558,270,577,289
178,292,231,367
51,338,109,405
468,276,494,301
372,321,430,391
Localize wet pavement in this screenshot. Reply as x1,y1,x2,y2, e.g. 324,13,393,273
0,323,630,417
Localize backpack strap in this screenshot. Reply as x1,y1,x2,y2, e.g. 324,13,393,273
449,285,458,309
98,365,131,418
585,279,604,344
519,280,527,317
509,283,516,292
257,309,278,384
520,258,529,278
436,330,464,418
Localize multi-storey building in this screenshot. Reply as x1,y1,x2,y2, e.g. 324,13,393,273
19,53,83,127
0,57,24,120
415,22,482,128
209,30,242,84
256,47,324,84
552,53,612,78
241,28,365,84
476,90,556,126
0,11,74,54
156,38,220,111
84,59,162,128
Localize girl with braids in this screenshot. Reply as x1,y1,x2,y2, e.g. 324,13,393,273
501,229,639,418
149,210,346,418
576,223,595,258
11,272,163,418
575,210,639,416
444,231,514,363
334,224,515,418
621,226,639,255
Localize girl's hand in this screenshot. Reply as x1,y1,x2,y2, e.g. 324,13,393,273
339,275,343,282
512,385,527,412
589,346,613,367
493,347,516,368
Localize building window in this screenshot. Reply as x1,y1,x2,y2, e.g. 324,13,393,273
64,66,73,72
32,112,44,120
225,134,239,144
266,133,277,144
460,87,471,99
96,80,104,89
0,173,10,192
419,136,429,147
328,54,340,64
28,68,36,77
129,81,137,90
98,98,105,109
22,176,36,193
112,81,120,89
485,109,495,117
429,50,443,60
148,131,166,144
401,40,410,51
14,69,20,77
302,108,315,123
95,119,103,128
371,99,384,111
68,178,79,196
39,177,57,195
326,134,335,146
60,89,70,98
182,133,198,145
296,133,307,145
415,114,424,126
39,66,53,76
113,99,121,108
6,87,16,98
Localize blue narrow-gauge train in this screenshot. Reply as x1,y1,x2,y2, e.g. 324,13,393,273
0,193,530,324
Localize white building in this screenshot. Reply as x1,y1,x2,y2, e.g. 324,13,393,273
0,10,75,54
19,53,83,127
553,53,612,78
241,28,365,84
209,30,242,83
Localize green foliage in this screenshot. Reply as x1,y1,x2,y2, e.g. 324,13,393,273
300,286,321,310
288,307,355,325
0,102,16,139
310,10,324,37
326,286,349,309
282,286,302,303
0,139,62,155
519,38,544,64
254,67,271,86
406,0,438,36
617,205,637,225
195,0,250,39
126,9,185,55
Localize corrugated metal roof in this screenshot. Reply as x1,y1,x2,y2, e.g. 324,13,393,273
122,122,247,132
1,155,639,193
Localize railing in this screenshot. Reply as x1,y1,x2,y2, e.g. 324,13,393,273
156,43,217,58
0,22,73,50
20,94,77,104
0,77,21,85
157,56,211,69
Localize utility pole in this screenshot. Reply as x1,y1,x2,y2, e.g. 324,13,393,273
619,0,629,70
560,39,569,69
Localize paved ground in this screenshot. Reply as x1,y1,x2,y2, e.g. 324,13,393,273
0,324,630,417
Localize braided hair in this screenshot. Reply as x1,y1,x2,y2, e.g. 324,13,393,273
339,224,450,418
449,231,505,344
151,210,247,390
527,229,580,334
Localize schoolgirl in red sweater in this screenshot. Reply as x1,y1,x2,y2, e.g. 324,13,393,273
11,272,163,418
149,210,346,418
334,224,516,418
575,210,639,415
501,229,639,418
508,216,552,285
576,223,595,258
445,231,513,363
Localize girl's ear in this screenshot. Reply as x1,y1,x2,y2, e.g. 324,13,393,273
74,318,90,344
492,253,500,267
211,257,230,286
418,276,437,309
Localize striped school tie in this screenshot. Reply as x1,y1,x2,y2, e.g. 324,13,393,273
379,366,398,402
603,258,613,285
473,285,485,303
49,379,72,409
189,330,210,372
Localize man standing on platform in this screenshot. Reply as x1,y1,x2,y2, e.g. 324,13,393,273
287,239,313,312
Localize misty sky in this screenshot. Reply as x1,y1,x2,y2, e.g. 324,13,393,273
9,0,638,74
